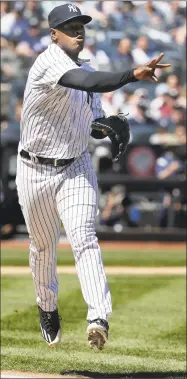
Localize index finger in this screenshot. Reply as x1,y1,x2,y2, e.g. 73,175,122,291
156,63,171,68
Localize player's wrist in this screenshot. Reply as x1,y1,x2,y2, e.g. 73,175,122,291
130,69,139,82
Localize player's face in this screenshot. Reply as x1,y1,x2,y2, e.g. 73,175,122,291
51,21,85,57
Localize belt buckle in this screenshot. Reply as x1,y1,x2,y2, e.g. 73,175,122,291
54,159,59,167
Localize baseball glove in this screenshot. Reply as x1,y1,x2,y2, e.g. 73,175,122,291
91,113,130,162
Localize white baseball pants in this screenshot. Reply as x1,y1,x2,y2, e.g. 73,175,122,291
16,150,112,321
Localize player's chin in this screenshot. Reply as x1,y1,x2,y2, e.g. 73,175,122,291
75,40,84,52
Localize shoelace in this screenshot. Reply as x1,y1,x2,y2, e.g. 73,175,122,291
41,313,62,333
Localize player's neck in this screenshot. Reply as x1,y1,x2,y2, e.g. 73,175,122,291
60,47,79,62
66,51,79,63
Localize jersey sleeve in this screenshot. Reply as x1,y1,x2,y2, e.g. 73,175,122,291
31,43,79,89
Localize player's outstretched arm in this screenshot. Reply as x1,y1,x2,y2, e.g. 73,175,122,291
58,53,170,93
59,68,137,93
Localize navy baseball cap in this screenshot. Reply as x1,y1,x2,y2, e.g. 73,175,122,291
48,3,92,29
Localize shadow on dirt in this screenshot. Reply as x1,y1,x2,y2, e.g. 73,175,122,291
61,370,186,379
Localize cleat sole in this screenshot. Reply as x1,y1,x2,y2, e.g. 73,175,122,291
88,328,107,350
49,343,56,348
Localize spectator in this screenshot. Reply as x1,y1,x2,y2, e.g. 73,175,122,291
173,124,186,145
1,1,15,37
150,84,183,123
128,99,154,125
149,120,185,146
103,1,125,31
132,35,154,65
85,0,108,28
100,185,137,228
1,37,20,82
1,2,28,40
134,88,149,99
118,88,137,116
73,0,98,17
1,1,12,17
1,98,23,138
41,1,68,18
22,0,45,24
112,38,135,71
159,90,179,119
156,150,184,180
170,105,186,126
133,0,165,31
101,92,116,116
16,18,43,55
80,38,110,71
166,73,182,92
119,0,137,28
14,97,23,123
155,149,185,227
80,39,99,70
150,122,170,145
172,19,186,46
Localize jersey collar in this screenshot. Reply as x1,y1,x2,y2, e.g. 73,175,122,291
76,57,90,65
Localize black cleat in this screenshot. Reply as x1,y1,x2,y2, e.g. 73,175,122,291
38,306,62,347
87,318,109,350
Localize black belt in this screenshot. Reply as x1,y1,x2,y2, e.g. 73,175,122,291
20,149,75,167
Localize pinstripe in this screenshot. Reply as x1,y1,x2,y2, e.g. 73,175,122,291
19,45,99,159
44,165,60,309
30,161,47,308
21,159,43,303
74,95,82,158
17,158,61,311
39,92,66,155
33,164,58,311
33,96,62,154
54,152,111,320
39,164,52,310
86,170,100,316
22,159,44,304
47,90,73,156
16,40,112,320
80,171,98,318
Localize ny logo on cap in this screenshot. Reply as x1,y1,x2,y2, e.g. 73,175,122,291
68,4,78,12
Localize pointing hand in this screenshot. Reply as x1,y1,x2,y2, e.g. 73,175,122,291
133,53,171,83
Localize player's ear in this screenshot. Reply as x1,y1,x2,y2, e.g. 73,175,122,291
50,28,57,42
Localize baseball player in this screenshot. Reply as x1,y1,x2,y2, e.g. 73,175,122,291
16,3,170,349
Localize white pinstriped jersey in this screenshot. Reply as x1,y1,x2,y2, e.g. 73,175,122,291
19,43,105,159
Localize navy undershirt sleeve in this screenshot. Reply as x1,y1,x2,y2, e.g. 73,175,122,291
58,68,138,93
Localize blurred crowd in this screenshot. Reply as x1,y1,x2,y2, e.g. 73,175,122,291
1,0,186,236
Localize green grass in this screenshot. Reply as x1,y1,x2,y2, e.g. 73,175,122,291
1,247,186,267
1,274,186,378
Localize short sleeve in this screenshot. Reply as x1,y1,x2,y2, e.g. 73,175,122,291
31,43,79,89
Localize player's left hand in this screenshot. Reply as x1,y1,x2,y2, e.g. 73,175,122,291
91,113,130,162
134,53,171,83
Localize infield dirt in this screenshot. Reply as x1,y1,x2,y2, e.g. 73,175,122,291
1,370,88,378
1,240,185,251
